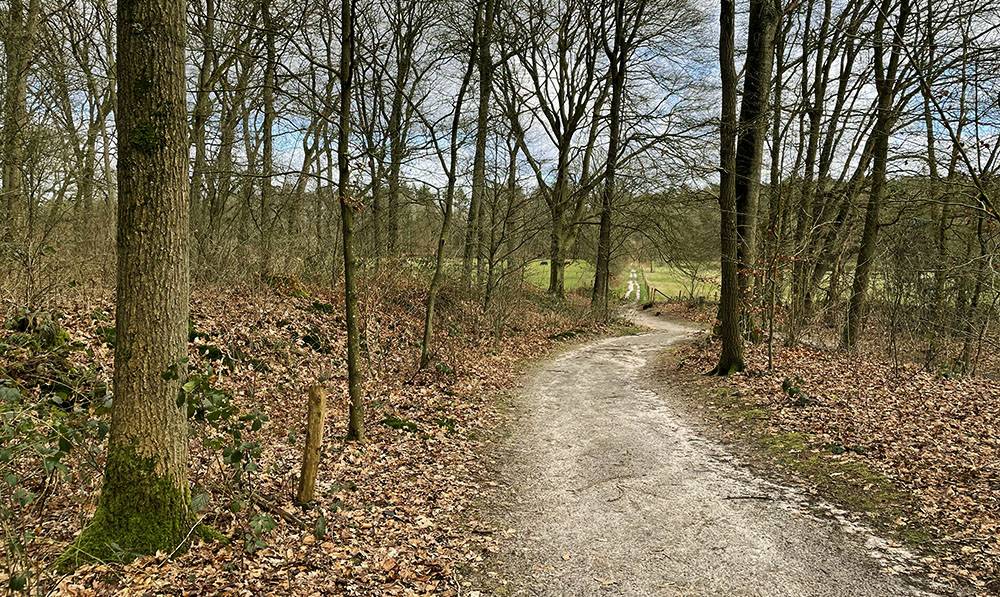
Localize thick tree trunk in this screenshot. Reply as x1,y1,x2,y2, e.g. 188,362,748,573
733,0,778,339
339,0,364,442
63,0,192,566
713,0,744,375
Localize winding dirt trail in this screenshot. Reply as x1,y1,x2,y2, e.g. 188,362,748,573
496,315,935,596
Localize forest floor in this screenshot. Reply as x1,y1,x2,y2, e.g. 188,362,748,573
477,313,941,596
649,302,1000,595
1,275,613,595
6,281,997,595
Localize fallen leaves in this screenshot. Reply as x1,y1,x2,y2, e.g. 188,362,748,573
672,325,1000,593
3,275,604,595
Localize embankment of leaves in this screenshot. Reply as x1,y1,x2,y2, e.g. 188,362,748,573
658,323,999,595
1,275,609,595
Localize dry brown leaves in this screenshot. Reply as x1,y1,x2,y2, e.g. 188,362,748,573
676,326,1000,593
7,276,602,595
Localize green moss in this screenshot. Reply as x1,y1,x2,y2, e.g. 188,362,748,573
129,121,162,154
195,524,229,545
699,389,933,549
382,415,419,433
757,431,809,453
58,443,191,570
754,431,931,547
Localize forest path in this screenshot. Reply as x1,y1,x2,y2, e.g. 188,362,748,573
495,314,934,596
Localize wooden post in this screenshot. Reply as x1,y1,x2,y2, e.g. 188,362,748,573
296,385,327,505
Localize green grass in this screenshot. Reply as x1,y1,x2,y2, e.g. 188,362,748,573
524,259,596,292
635,262,719,302
524,259,721,302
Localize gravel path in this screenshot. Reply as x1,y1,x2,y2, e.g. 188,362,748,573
497,314,934,596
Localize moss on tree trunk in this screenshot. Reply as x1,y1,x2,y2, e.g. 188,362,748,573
59,444,191,568
60,0,192,569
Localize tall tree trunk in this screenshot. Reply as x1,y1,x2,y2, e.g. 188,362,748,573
421,44,477,368
547,142,572,298
462,0,495,289
190,0,216,254
548,200,566,297
1,0,39,243
765,7,786,365
960,211,986,372
927,19,967,367
842,0,910,350
339,0,364,442
386,3,417,257
789,0,816,333
260,0,277,276
592,0,634,316
64,0,191,565
713,0,744,374
734,0,778,338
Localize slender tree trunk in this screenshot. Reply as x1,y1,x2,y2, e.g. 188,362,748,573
421,46,477,368
462,0,495,289
64,0,191,566
547,144,571,298
339,0,364,442
190,0,216,254
1,0,39,243
592,0,633,317
928,42,967,366
960,211,986,372
842,0,910,350
764,7,786,358
713,0,744,374
260,0,277,276
548,199,566,297
386,8,416,256
789,0,816,333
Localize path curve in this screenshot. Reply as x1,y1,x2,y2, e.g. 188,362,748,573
497,314,934,596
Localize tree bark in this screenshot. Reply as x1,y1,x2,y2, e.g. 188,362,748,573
1,0,40,243
713,0,744,374
421,44,477,368
260,0,277,276
63,0,192,566
190,0,216,248
842,0,910,350
339,0,364,442
592,0,635,316
296,385,327,505
462,0,495,289
734,0,778,338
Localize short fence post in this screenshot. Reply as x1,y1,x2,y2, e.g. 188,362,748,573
296,385,328,505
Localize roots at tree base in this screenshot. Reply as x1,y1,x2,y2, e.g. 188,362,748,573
707,359,745,376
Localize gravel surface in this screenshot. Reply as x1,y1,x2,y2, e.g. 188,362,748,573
496,314,936,596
